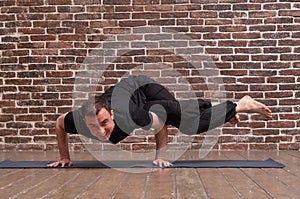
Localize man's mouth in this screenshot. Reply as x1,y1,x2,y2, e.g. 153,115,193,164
96,132,108,141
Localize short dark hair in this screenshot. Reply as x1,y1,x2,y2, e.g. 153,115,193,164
81,95,111,117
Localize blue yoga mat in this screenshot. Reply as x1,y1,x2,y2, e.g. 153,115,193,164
0,158,284,169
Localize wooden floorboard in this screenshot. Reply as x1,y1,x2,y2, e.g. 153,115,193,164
77,169,125,199
1,150,299,199
175,168,208,199
143,169,176,199
111,171,149,199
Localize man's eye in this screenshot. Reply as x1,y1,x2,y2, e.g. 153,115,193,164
89,124,98,129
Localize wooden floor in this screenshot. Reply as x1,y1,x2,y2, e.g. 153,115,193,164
1,150,299,199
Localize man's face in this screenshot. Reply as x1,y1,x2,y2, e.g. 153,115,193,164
84,108,115,141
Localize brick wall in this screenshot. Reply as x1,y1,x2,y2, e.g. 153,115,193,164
0,0,299,152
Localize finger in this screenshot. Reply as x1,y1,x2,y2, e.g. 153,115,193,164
50,162,58,167
54,162,60,167
159,161,163,167
61,162,65,167
152,160,158,166
164,162,173,167
47,163,54,167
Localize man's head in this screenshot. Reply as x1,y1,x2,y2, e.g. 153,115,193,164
81,96,115,141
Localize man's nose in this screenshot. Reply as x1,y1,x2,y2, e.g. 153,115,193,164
99,126,105,134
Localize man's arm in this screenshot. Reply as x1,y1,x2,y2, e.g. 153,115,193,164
47,113,73,167
151,112,173,167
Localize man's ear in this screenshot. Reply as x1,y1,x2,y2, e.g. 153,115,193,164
110,110,114,120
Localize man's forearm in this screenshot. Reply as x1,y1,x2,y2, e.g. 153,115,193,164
154,125,168,159
55,114,71,160
57,130,70,160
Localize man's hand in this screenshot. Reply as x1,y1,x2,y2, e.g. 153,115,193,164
47,158,73,167
153,158,173,168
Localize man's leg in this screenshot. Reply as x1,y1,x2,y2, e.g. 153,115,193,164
196,100,237,134
195,95,272,134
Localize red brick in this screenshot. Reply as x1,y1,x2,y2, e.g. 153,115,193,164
17,0,44,6
191,11,218,18
3,49,30,57
249,25,276,32
174,4,202,11
16,114,43,122
18,144,46,150
279,84,300,91
30,35,56,41
222,55,249,61
267,77,295,83
59,35,86,41
219,40,247,47
34,135,57,142
19,86,45,93
266,136,293,143
103,0,130,5
249,11,277,18
0,129,18,136
249,144,277,150
237,48,262,55
221,10,245,18
17,71,44,78
178,19,204,25
0,43,16,50
0,1,15,6
132,143,156,151
5,79,32,85
203,4,231,11
234,18,263,25
204,33,231,40
46,0,72,5
133,0,159,5
221,70,248,76
17,100,44,108
249,70,276,76
238,77,265,84
263,3,291,10
279,69,300,76
279,143,300,150
5,136,32,143
278,25,300,31
252,55,278,61
119,20,147,28
148,19,175,26
267,121,296,128
17,42,44,49
104,13,130,20
221,143,248,150
250,85,277,92
0,114,14,122
46,42,73,49
221,25,248,32
265,92,294,98
48,56,75,63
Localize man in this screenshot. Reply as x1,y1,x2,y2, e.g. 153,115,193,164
48,75,272,167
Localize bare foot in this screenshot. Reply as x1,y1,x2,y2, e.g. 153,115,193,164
236,95,272,120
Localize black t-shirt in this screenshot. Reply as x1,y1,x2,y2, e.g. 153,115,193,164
63,75,216,143
64,75,177,144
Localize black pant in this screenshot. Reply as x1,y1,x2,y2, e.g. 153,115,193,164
142,82,237,135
